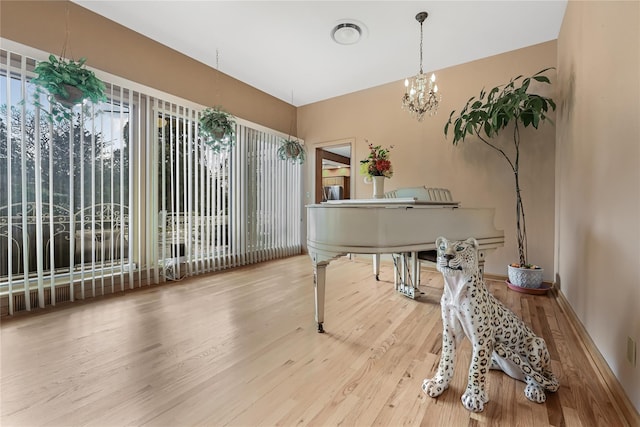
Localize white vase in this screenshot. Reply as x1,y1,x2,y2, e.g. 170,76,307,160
372,176,385,199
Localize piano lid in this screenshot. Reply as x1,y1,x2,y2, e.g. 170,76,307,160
307,202,503,257
316,197,460,207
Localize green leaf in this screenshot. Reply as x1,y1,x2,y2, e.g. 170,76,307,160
483,121,492,137
487,87,499,101
532,112,540,128
533,75,550,83
465,122,474,135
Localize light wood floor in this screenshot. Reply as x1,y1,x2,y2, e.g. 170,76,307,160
0,255,634,426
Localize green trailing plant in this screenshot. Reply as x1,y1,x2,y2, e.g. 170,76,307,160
277,137,305,164
31,54,107,121
199,107,236,153
444,67,556,267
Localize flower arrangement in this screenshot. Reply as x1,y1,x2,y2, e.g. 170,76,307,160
359,142,394,178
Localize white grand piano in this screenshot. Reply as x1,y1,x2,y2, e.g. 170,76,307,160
306,197,504,332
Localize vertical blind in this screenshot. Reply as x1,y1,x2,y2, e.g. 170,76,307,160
0,46,302,315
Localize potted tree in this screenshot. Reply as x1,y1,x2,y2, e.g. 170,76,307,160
277,137,305,164
31,54,107,121
444,68,556,289
199,107,236,153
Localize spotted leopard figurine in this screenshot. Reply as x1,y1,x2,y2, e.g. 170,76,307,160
422,237,559,412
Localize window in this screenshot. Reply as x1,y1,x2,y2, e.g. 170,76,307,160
1,52,132,302
0,45,302,315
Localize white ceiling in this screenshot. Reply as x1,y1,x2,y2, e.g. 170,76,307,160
72,1,567,107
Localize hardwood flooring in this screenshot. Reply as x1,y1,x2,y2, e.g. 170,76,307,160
0,255,635,426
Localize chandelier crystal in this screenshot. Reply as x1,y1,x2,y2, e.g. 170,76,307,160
401,11,441,121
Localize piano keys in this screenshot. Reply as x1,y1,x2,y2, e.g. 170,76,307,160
306,198,504,333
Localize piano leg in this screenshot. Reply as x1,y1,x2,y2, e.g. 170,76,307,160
373,254,380,280
393,256,400,290
411,251,419,289
313,262,327,333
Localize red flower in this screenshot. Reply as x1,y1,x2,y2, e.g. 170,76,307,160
375,159,391,173
360,142,393,178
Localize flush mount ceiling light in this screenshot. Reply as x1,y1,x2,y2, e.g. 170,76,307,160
331,22,363,45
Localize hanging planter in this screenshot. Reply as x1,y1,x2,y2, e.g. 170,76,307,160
276,90,305,164
277,138,305,164
199,107,236,153
31,54,107,113
56,84,85,107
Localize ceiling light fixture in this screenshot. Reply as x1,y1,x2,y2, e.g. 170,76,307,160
401,11,441,121
331,22,362,45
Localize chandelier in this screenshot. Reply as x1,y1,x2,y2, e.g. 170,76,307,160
401,11,441,121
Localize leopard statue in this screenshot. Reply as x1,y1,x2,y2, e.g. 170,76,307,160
422,236,559,412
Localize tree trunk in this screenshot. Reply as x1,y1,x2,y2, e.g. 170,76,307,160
514,171,527,265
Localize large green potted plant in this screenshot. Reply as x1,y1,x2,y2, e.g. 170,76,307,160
199,107,236,153
444,68,556,289
31,54,107,120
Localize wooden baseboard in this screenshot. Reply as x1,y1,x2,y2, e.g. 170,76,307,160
554,290,640,426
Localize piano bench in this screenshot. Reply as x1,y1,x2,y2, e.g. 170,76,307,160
417,250,437,263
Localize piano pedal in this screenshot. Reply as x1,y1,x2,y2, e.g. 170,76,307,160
397,283,422,299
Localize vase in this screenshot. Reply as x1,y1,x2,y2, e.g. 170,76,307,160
507,264,544,289
372,176,385,199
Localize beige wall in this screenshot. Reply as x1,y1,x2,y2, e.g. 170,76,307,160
557,1,640,411
0,0,296,135
299,42,557,280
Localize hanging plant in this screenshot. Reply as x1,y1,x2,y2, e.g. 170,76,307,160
31,54,107,121
199,107,236,153
277,90,304,164
277,137,305,164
